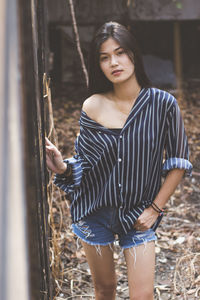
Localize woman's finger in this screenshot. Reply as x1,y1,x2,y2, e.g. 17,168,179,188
46,145,61,158
46,145,54,151
46,153,53,164
45,137,51,145
46,154,57,171
45,137,55,147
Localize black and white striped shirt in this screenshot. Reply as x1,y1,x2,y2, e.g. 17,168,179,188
54,88,192,233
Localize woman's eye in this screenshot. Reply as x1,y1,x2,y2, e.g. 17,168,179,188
100,56,108,61
117,50,125,55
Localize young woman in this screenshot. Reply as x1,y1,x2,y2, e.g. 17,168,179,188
46,22,192,300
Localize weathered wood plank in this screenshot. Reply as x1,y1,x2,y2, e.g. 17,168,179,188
128,0,200,21
48,0,200,23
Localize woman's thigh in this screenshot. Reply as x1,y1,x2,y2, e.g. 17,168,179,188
81,241,116,289
124,241,155,300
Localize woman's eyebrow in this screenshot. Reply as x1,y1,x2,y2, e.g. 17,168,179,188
99,46,123,55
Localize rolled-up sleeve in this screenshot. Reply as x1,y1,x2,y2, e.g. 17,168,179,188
53,130,92,195
53,156,82,195
162,100,193,177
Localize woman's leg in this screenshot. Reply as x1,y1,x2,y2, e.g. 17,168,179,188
124,241,155,300
81,241,117,300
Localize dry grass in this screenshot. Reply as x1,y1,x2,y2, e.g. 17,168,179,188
173,252,200,299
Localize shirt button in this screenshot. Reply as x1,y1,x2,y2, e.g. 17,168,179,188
119,135,123,139
119,206,123,209
98,131,101,133
118,158,122,162
118,183,122,188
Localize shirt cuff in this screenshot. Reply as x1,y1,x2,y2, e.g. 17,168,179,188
54,157,82,194
162,157,193,177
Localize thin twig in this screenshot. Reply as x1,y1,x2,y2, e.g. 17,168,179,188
68,0,88,87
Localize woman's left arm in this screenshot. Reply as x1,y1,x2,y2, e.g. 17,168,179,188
135,96,193,231
135,168,185,230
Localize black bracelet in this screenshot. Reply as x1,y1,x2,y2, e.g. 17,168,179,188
152,202,163,212
150,204,160,213
151,202,164,215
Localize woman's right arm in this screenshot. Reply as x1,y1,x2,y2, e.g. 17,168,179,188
45,95,97,174
45,137,68,174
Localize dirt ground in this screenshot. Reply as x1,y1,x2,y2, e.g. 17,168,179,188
49,84,200,300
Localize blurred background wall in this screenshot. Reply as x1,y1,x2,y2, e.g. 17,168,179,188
47,0,200,100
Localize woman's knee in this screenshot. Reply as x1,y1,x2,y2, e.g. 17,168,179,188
130,289,154,300
94,279,117,296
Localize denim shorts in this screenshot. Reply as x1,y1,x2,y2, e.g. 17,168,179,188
71,207,157,249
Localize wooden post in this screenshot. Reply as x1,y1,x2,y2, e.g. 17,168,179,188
174,21,184,101
18,0,53,298
0,0,52,299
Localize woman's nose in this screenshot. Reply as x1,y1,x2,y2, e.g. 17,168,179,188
110,55,118,66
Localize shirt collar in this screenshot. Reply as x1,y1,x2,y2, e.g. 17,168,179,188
122,87,151,132
80,87,151,133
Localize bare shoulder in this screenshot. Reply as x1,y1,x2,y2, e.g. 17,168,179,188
82,94,105,119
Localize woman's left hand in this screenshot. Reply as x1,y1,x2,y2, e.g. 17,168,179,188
133,206,159,231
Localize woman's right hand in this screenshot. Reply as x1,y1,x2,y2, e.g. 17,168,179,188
45,137,67,174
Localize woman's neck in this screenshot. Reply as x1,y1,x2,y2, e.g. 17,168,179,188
112,76,141,103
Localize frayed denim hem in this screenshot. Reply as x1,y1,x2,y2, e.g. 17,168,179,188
74,234,115,248
119,228,157,250
71,224,115,256
120,235,156,250
75,236,115,256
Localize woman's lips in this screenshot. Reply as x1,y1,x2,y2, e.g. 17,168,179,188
112,70,123,76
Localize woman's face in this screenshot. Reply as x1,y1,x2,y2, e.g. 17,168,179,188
99,38,135,84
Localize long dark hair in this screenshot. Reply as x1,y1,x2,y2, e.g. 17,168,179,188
88,21,151,96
